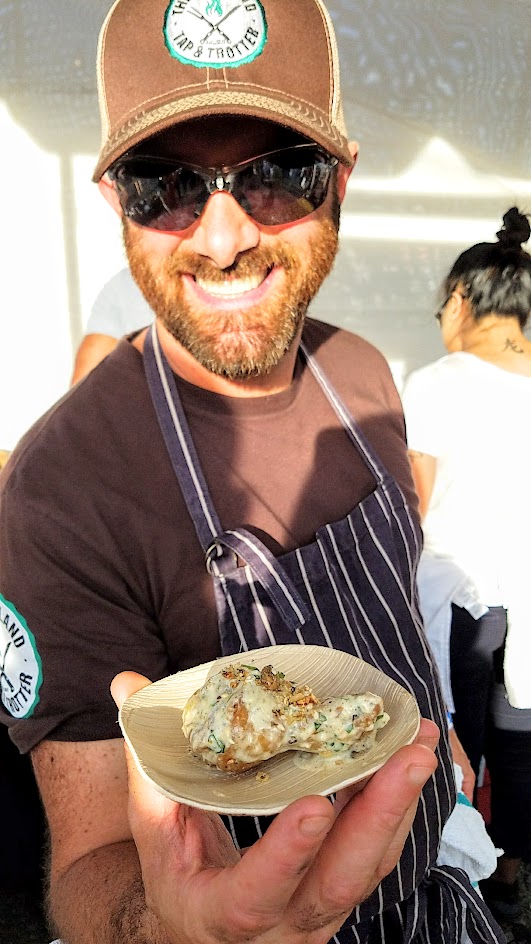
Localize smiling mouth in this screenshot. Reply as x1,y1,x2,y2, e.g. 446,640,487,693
194,268,273,298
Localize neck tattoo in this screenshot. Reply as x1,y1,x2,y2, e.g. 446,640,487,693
504,338,524,354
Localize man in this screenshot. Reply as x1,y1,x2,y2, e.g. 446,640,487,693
0,1,502,942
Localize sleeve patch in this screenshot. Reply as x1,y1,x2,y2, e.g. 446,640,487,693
0,594,43,719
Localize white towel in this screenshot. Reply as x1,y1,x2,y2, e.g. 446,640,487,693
437,764,500,887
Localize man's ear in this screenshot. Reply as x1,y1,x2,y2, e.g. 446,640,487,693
98,176,123,216
336,141,359,204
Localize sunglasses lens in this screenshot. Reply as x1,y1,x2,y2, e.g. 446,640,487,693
112,159,206,231
111,147,335,231
236,150,333,226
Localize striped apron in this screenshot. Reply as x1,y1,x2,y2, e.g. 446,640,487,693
144,324,505,944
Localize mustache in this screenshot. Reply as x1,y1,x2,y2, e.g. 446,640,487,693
163,244,297,283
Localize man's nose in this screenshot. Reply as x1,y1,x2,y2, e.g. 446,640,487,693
190,191,260,269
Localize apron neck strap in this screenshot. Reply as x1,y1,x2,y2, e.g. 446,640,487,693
143,324,223,549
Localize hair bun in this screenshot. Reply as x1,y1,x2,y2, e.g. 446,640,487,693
496,207,531,249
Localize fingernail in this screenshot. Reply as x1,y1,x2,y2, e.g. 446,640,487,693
408,765,433,788
300,815,332,837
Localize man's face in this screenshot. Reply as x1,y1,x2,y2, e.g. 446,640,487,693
122,117,342,381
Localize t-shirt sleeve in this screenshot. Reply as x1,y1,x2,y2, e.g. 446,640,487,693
0,472,169,754
86,269,154,337
401,367,447,458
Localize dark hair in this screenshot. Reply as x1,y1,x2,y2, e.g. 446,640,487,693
440,207,531,328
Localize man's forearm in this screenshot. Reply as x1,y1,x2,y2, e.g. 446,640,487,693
49,840,171,944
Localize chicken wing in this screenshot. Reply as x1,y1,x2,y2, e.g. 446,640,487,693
182,663,389,773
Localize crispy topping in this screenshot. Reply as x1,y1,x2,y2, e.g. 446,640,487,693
222,663,320,707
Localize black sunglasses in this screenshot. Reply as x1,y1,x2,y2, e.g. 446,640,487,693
108,144,338,231
434,294,452,323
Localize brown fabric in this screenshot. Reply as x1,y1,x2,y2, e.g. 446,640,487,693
0,319,419,753
93,0,353,180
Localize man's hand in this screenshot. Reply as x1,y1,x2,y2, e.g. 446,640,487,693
112,671,439,944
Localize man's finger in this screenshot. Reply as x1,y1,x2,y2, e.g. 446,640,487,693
414,717,440,752
206,794,336,932
110,671,176,821
110,670,152,708
289,739,438,923
333,716,440,816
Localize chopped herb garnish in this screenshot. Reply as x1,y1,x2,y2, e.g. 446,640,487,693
327,740,347,752
208,732,225,754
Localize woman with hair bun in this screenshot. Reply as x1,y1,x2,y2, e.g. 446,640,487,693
402,208,531,927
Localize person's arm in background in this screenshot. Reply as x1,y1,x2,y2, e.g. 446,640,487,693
70,333,119,385
445,717,475,801
32,671,438,944
406,450,437,521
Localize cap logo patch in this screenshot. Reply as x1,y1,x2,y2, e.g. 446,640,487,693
164,0,268,70
0,594,42,719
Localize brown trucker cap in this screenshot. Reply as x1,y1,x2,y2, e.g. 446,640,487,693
93,0,353,181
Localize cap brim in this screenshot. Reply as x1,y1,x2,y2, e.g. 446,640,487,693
93,91,354,181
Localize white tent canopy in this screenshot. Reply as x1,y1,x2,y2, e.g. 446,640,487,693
1,0,530,447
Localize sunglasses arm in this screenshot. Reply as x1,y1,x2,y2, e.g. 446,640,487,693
336,142,358,203
98,175,125,218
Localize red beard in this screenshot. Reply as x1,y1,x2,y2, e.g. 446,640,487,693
124,217,339,380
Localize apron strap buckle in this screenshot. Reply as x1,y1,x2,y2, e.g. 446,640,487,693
206,542,239,577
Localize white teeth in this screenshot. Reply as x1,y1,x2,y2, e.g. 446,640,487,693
196,273,266,297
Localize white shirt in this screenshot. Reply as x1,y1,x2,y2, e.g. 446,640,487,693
87,268,154,338
402,352,531,708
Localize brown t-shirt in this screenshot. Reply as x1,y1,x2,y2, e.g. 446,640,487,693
0,319,419,752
